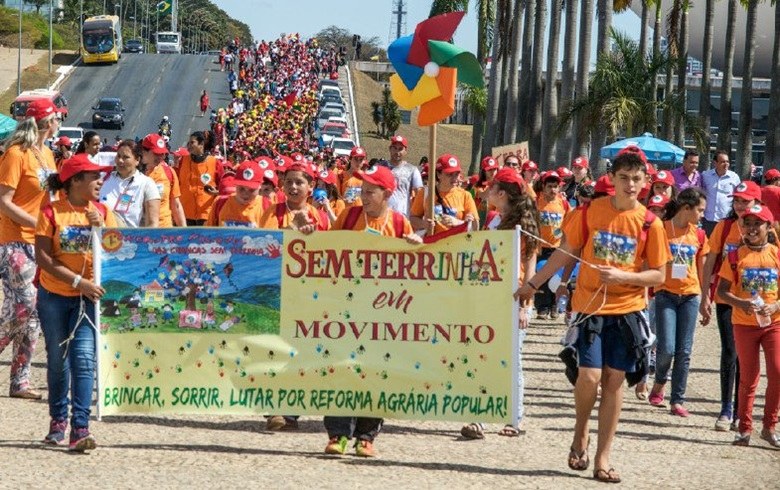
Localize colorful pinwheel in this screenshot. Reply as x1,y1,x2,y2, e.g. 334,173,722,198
388,12,484,126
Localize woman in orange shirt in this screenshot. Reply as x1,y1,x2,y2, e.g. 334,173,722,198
178,131,223,225
534,170,570,320
141,133,186,227
716,204,780,447
312,169,345,224
36,153,116,451
0,98,61,399
648,188,709,417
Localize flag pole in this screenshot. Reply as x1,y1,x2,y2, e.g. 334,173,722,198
427,123,437,236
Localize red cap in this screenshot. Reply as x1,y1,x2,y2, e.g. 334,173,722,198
317,169,337,186
357,165,396,192
492,167,526,192
436,154,461,174
261,169,278,187
350,146,367,158
286,163,316,179
55,136,72,148
275,155,293,170
256,156,276,172
594,175,615,196
646,161,657,176
25,98,61,121
653,170,674,186
521,160,538,172
557,166,574,178
742,204,775,223
638,183,651,201
647,194,670,209
421,162,429,177
541,171,562,183
571,156,589,169
468,174,480,185
765,169,780,181
731,181,762,201
617,144,648,164
390,135,408,148
481,156,498,171
233,160,264,189
290,152,305,163
58,153,111,183
172,147,189,157
141,134,169,154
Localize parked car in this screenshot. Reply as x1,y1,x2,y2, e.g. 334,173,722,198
321,102,346,116
329,137,356,158
318,85,342,100
10,89,68,121
320,92,344,107
318,122,350,146
326,116,348,126
317,109,343,129
124,39,144,53
92,97,125,129
318,79,340,90
49,126,84,149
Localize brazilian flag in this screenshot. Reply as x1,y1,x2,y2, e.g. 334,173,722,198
156,1,172,14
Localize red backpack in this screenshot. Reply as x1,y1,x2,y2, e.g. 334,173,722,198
341,206,406,238
708,218,736,300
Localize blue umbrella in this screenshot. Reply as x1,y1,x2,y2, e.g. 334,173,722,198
0,113,17,141
600,133,686,165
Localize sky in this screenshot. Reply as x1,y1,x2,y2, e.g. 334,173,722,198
211,0,643,66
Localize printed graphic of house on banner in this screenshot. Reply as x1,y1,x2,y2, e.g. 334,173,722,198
142,280,165,304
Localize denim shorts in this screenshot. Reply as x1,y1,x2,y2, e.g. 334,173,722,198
576,315,636,373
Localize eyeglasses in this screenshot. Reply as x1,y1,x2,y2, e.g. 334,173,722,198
505,161,520,167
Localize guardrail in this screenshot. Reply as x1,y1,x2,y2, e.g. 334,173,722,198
345,62,360,147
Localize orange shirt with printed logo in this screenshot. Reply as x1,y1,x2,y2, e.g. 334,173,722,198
339,174,364,207
257,203,331,230
410,187,478,234
536,195,568,248
177,155,221,220
563,197,670,315
708,219,743,304
148,164,182,227
207,195,265,227
35,200,118,296
657,221,710,295
0,145,57,244
333,208,414,236
718,244,780,327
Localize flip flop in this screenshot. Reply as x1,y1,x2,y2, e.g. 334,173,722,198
460,423,485,439
567,437,590,471
497,424,522,437
593,467,621,483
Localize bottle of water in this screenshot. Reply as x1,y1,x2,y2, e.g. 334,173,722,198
557,294,568,314
751,291,771,328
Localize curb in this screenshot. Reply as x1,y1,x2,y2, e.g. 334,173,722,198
48,54,82,91
345,62,360,147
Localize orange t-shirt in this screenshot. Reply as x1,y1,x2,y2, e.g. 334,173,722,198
177,155,221,220
657,222,709,295
564,197,670,315
333,207,414,236
339,173,363,207
207,195,265,227
147,164,182,227
0,145,57,244
410,187,479,234
718,244,780,327
708,218,743,304
258,203,331,230
526,183,537,200
35,201,118,296
536,194,569,248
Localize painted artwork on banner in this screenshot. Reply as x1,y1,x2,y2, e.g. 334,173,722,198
98,228,519,424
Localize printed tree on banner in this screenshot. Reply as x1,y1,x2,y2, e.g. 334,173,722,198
158,259,222,310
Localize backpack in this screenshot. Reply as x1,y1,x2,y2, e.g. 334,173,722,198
273,203,329,231
160,164,175,187
709,218,736,300
341,206,406,238
210,195,230,225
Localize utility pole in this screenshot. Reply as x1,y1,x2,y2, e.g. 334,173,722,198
389,0,407,44
17,0,22,95
48,0,52,73
171,0,177,31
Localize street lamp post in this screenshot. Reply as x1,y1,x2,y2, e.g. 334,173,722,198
48,0,53,73
17,1,22,95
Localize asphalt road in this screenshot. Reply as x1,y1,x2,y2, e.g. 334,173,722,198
59,53,231,148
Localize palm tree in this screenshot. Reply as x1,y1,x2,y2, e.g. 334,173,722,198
556,0,580,164
571,0,595,159
484,0,509,152
698,0,715,162
765,0,779,167
736,0,759,178
517,0,536,142
662,1,682,142
638,0,651,62
529,0,547,162
470,0,496,173
649,0,663,135
674,1,690,147
590,0,614,175
717,0,738,153
503,0,524,145
540,0,564,165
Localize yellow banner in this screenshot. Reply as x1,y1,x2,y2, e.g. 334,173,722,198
97,228,519,423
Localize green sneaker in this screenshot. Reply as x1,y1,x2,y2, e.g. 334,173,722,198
325,435,349,455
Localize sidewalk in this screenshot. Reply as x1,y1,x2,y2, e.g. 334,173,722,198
0,48,48,93
0,313,777,488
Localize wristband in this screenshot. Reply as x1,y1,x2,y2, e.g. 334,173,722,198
527,280,539,291
72,275,82,288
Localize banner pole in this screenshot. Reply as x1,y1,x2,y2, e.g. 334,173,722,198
427,123,437,236
93,228,103,421
511,225,521,428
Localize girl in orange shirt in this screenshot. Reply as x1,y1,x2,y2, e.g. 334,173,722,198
141,133,186,227
716,204,780,447
648,188,709,416
0,98,60,400
311,169,345,224
207,160,266,227
533,170,570,320
35,153,116,451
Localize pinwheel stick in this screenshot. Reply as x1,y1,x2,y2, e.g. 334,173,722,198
427,123,437,236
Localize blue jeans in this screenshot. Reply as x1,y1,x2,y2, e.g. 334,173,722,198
654,290,699,405
37,287,97,429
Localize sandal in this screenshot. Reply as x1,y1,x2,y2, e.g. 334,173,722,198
460,423,485,439
567,437,590,471
732,432,751,446
497,424,521,437
593,467,621,483
634,382,648,401
266,416,287,431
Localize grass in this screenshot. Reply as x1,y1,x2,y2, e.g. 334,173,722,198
351,64,475,174
0,50,77,117
0,7,79,50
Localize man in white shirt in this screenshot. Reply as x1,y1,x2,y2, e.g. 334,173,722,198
383,135,423,216
700,150,740,236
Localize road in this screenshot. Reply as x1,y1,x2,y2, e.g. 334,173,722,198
59,53,231,148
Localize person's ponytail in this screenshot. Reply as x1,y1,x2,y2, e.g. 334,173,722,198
663,187,706,221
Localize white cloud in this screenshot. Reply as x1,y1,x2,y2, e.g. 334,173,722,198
148,241,232,265
242,234,281,256
105,241,137,261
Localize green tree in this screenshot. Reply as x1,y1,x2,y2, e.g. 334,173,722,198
381,85,401,136
370,101,384,135
717,0,738,152
26,0,48,15
735,0,760,178
767,0,780,166
698,0,716,162
313,25,386,61
556,0,580,164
